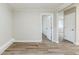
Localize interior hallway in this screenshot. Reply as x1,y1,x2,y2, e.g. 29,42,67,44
2,34,79,55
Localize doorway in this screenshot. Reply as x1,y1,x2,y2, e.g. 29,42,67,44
41,14,53,43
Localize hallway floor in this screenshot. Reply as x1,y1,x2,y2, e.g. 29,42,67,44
2,35,79,55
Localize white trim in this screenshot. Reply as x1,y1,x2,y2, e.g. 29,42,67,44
56,4,72,12
74,42,79,45
0,38,14,55
52,39,59,43
15,39,42,42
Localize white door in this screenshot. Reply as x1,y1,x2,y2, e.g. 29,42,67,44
64,12,76,43
46,16,52,40
42,15,52,40
42,15,47,36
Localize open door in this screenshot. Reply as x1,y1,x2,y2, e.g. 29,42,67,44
46,16,52,40
42,15,53,41
42,15,47,36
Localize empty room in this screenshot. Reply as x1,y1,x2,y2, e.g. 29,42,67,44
1,3,79,55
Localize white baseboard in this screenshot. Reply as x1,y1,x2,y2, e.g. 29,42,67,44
15,39,42,42
74,42,79,45
0,38,14,55
52,39,59,43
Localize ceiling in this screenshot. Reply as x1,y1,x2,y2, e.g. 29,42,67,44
9,3,64,9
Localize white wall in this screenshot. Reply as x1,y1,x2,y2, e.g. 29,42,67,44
0,4,12,47
58,11,64,41
13,8,53,42
53,11,59,43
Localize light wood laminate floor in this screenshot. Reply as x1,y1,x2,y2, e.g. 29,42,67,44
2,35,79,55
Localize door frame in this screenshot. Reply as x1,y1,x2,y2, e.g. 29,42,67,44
40,13,53,42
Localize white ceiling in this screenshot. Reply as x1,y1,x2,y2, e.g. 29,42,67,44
9,3,64,9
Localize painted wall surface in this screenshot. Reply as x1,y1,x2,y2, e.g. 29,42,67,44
0,4,12,47
13,9,53,42
58,11,64,42
53,11,59,43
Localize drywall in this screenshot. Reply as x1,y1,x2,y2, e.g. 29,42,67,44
0,4,12,48
53,11,59,43
58,11,64,42
13,8,53,42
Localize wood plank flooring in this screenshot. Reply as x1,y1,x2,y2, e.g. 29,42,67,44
2,35,79,55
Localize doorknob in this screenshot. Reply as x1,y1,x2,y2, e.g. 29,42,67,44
72,29,74,31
